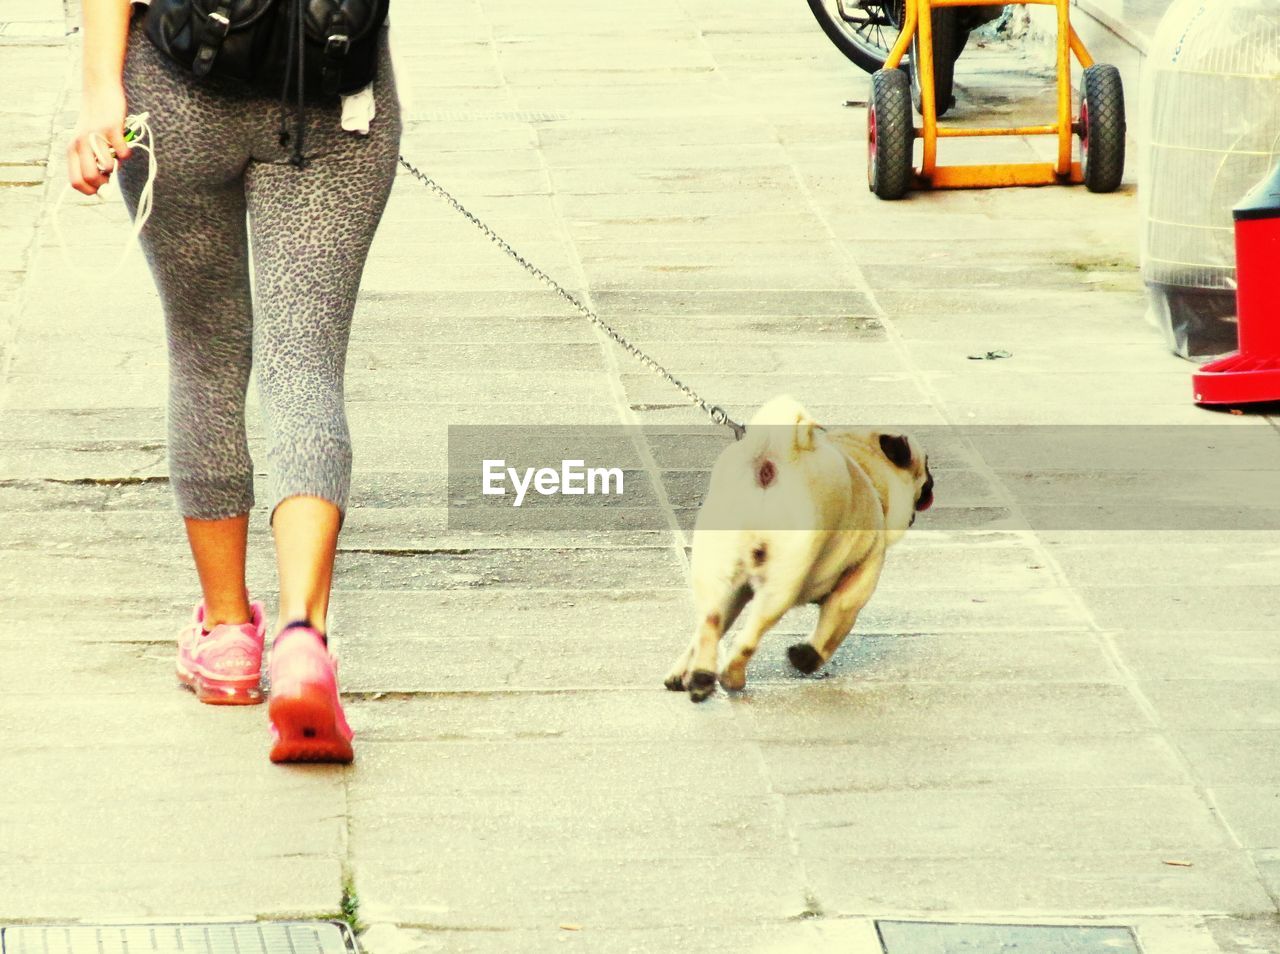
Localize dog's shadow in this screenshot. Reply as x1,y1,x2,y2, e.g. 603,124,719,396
729,632,900,688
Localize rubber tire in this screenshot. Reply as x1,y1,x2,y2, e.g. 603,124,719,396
805,0,901,74
868,68,914,201
1080,64,1126,193
911,8,964,118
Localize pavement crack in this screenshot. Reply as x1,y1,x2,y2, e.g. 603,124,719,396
790,890,825,920
128,452,167,476
3,475,169,486
345,688,596,701
337,547,476,557
383,924,513,934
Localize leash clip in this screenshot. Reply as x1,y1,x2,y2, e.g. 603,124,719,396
709,406,746,441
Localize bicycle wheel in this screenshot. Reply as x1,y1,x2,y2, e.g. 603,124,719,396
806,0,907,74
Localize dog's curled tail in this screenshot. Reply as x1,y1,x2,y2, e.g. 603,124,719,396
743,395,820,488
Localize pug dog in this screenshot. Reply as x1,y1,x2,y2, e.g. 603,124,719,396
664,395,934,702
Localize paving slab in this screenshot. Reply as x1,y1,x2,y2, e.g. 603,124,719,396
738,680,1156,741
805,850,1276,917
1206,915,1280,954
353,854,808,932
354,920,866,954
1076,586,1280,632
2,794,342,864
758,733,1189,794
789,785,1232,857
343,692,746,746
1174,733,1280,788
0,860,344,921
1111,630,1280,682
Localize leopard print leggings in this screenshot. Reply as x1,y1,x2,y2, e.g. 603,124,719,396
116,9,402,524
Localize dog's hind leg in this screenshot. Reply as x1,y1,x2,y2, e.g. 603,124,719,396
788,552,884,676
667,610,724,703
664,584,751,701
686,611,724,702
665,642,696,696
718,582,801,693
663,644,696,693
720,583,753,634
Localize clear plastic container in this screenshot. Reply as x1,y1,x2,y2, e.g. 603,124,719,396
1139,0,1280,359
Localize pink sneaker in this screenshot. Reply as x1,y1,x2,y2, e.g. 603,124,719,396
176,599,267,705
267,625,354,764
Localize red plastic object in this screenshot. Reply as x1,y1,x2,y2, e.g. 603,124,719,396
1193,163,1280,405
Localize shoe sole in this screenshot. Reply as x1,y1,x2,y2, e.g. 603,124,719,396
176,661,263,706
268,683,354,764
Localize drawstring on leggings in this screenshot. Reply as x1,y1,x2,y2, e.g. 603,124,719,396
276,0,308,168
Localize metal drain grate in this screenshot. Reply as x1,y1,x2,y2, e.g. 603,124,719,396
877,920,1140,953
2,921,358,954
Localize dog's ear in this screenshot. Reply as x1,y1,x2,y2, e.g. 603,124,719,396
916,468,935,512
879,433,913,469
795,414,817,452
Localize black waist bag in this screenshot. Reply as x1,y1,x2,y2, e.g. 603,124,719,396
143,0,391,165
144,0,390,97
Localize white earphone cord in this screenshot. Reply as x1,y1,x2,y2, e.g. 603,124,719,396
50,111,157,277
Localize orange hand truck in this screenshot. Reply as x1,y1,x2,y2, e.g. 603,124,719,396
867,0,1126,199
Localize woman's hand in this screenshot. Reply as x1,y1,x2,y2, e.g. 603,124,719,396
67,83,132,196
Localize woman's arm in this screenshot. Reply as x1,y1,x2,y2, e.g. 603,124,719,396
69,0,133,195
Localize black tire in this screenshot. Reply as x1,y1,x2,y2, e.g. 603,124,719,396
868,68,914,200
1080,64,1126,193
911,9,965,117
805,0,906,75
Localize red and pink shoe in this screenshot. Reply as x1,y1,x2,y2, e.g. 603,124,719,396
176,599,268,705
267,623,354,764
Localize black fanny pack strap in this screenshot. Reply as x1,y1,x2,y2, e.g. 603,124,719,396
293,0,308,166
274,0,309,168
192,1,233,78
321,11,352,97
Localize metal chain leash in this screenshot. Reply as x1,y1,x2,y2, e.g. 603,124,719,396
397,155,746,440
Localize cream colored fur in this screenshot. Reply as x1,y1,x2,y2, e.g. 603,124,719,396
664,395,932,701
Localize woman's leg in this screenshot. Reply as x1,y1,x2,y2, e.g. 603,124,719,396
271,496,339,631
244,32,402,638
116,14,257,627
186,516,252,626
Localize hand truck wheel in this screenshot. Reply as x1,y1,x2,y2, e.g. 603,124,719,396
868,68,914,200
1080,64,1126,194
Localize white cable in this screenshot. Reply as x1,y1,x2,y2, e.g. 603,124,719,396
50,111,157,278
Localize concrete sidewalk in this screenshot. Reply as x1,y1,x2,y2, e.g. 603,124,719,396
2,0,1279,951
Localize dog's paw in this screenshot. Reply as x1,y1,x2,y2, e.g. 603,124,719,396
687,669,717,703
718,664,747,692
663,672,686,692
787,642,824,675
